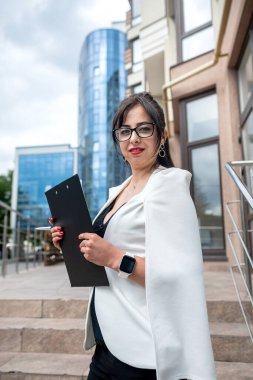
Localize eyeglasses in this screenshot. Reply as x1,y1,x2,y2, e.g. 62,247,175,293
113,122,155,142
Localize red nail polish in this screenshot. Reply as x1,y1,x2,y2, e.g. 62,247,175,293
59,231,64,235
57,227,61,231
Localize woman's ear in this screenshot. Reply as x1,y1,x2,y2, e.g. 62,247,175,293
162,129,168,145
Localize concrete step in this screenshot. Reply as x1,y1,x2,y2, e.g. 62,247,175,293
207,300,253,323
0,298,251,324
0,318,252,363
210,322,253,363
215,361,253,379
0,299,88,319
0,352,252,380
0,352,92,379
0,318,85,355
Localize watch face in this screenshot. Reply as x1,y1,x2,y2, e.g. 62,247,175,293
120,255,136,274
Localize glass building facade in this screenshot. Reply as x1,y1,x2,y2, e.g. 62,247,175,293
78,28,128,219
12,145,77,229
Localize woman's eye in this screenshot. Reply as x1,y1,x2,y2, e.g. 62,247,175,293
139,126,152,133
120,129,131,136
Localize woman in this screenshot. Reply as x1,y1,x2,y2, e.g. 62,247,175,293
51,92,216,380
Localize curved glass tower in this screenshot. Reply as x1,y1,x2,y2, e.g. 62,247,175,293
78,28,127,218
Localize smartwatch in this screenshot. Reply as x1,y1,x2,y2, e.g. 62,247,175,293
118,253,136,279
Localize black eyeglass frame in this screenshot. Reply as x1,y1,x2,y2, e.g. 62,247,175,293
113,122,155,142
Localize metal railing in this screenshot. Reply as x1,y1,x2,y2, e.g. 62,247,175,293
0,200,44,277
225,161,253,344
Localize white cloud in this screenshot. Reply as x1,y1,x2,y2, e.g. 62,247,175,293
0,0,130,175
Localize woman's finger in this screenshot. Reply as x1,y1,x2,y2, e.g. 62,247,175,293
78,232,95,240
50,226,64,251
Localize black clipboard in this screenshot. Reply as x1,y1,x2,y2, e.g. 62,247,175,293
45,174,109,287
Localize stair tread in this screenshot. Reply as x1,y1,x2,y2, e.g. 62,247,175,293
209,321,253,336
0,352,253,379
0,351,92,376
0,317,84,330
1,317,252,337
216,361,253,379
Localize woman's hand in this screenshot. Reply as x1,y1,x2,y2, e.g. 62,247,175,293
50,225,64,251
78,232,123,270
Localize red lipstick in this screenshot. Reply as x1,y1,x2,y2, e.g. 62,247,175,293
129,148,144,155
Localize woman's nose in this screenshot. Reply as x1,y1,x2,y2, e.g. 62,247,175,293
130,129,140,143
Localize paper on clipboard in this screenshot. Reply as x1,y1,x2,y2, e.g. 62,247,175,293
45,174,109,287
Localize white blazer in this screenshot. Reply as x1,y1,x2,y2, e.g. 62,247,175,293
84,166,217,380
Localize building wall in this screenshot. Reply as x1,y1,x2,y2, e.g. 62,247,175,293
78,29,128,219
126,0,253,264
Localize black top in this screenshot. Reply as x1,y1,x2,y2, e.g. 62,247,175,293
91,199,125,346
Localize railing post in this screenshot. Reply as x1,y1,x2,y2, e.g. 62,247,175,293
25,223,30,271
15,219,21,274
225,161,253,300
39,230,43,264
240,192,253,296
0,200,43,277
1,211,8,277
33,228,37,267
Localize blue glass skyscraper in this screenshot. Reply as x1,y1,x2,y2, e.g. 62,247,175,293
78,28,127,219
11,145,77,230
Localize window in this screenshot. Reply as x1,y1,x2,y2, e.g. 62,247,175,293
238,40,253,112
94,89,99,100
132,39,142,72
237,30,253,271
94,66,100,76
238,34,253,159
132,0,141,26
242,111,253,159
181,92,225,258
175,0,214,62
133,83,144,94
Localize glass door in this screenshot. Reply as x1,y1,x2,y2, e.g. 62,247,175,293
181,92,225,259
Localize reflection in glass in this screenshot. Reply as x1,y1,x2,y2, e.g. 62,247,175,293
191,144,224,248
242,111,253,159
186,93,218,142
133,39,142,72
182,26,214,61
17,151,75,229
238,41,253,111
182,0,212,32
133,83,143,94
132,0,141,25
78,29,128,219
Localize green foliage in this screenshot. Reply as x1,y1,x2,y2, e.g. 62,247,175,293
0,170,13,224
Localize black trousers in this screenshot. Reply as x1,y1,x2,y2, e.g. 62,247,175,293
87,344,187,380
87,344,157,380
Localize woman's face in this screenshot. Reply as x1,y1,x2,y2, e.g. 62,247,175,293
118,104,163,172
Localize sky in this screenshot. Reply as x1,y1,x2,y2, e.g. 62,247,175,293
0,0,130,175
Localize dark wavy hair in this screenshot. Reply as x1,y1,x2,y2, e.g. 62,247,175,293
112,92,174,168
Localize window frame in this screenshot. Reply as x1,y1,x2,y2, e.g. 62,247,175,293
237,27,253,244
238,30,253,129
132,38,142,72
131,0,141,26
180,90,226,260
175,0,214,63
